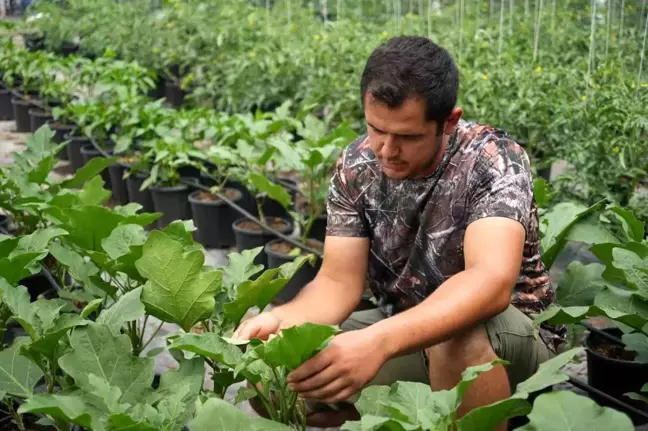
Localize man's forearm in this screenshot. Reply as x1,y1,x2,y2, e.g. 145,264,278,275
367,268,512,359
272,274,363,328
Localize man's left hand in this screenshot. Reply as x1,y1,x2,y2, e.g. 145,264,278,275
286,329,388,404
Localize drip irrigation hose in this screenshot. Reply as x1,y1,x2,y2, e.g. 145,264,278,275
578,321,625,346
568,376,648,422
87,138,324,258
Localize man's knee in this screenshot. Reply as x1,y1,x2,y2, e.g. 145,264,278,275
425,324,499,389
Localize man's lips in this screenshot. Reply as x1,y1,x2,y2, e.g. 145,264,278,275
381,160,407,170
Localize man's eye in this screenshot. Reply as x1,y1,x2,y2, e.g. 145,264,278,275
371,126,384,134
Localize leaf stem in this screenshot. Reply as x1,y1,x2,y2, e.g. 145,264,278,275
139,321,164,355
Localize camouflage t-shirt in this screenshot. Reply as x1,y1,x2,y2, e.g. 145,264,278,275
326,120,564,352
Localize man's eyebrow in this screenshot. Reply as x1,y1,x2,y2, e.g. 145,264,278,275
368,122,424,138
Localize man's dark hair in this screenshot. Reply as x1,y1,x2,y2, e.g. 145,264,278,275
360,36,459,126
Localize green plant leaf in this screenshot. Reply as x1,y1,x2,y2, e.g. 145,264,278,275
101,224,147,260
607,204,645,243
533,178,548,208
556,262,606,306
221,247,264,288
540,201,604,270
534,304,648,331
342,415,421,431
96,287,146,336
77,176,112,206
9,227,68,258
81,298,103,319
257,323,339,371
58,323,155,406
248,171,292,209
136,231,221,331
355,386,391,416
162,220,198,249
621,333,648,363
59,156,118,189
49,241,111,297
0,343,43,398
168,333,243,368
590,242,648,285
516,391,633,431
612,248,648,295
234,387,257,405
18,391,98,429
191,397,293,431
223,255,311,326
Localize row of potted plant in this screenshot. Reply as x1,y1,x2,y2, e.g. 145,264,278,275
0,125,635,431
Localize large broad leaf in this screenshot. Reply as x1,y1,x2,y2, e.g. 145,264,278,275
457,347,584,431
621,333,648,363
612,248,648,296
0,343,43,398
18,390,99,429
342,415,421,431
96,287,146,336
540,201,604,269
49,241,112,297
556,262,606,306
221,247,265,289
223,255,311,326
590,242,648,285
168,333,243,368
248,171,292,209
58,323,155,406
59,156,118,189
516,391,633,431
355,386,391,416
100,224,147,261
9,227,68,258
256,323,339,371
607,204,645,243
162,220,199,251
191,397,293,431
534,304,648,331
76,176,112,206
136,231,222,331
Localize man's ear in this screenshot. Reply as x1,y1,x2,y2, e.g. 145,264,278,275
443,107,463,135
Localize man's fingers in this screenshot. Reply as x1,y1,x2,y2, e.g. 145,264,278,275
320,386,357,404
287,351,333,383
289,363,338,393
300,378,350,401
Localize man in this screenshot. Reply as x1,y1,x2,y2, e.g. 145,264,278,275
235,36,563,429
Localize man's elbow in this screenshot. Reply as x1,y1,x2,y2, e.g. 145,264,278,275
488,273,517,316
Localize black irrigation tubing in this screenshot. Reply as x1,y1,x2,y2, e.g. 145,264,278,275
0,224,63,293
579,321,625,346
567,376,648,422
87,138,325,258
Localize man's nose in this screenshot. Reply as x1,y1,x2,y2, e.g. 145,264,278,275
381,134,399,159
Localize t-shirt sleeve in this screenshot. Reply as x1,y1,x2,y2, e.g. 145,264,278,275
467,136,533,227
325,153,369,238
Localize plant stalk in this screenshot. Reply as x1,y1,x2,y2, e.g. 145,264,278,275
140,321,164,354
638,5,648,93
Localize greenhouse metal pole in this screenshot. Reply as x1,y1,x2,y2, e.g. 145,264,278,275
498,0,506,61
509,0,514,36
532,0,543,62
620,0,625,43
606,0,612,56
638,6,648,93
587,0,597,89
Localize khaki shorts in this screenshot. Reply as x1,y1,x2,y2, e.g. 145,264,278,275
341,304,552,397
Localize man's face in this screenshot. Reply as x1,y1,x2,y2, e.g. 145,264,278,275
365,94,448,180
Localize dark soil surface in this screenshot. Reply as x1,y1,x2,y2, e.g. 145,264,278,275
237,217,288,232
197,188,240,202
270,239,323,255
594,342,636,361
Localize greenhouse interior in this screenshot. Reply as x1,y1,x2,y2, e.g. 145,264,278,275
0,0,646,429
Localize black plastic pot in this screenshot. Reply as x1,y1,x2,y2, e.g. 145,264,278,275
199,173,256,214
58,42,79,57
0,89,14,120
178,164,201,180
259,194,292,221
48,121,74,161
108,163,129,205
189,189,241,249
233,217,293,267
19,272,55,301
305,213,327,243
147,75,166,100
65,134,91,172
11,97,31,132
150,184,192,228
80,143,112,189
266,239,322,304
28,108,52,133
23,33,45,52
126,173,155,213
164,80,186,108
586,328,648,422
0,214,8,232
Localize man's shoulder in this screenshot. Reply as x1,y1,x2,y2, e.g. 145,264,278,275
337,134,378,171
456,120,531,171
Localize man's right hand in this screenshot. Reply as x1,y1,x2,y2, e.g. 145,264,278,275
233,311,283,341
